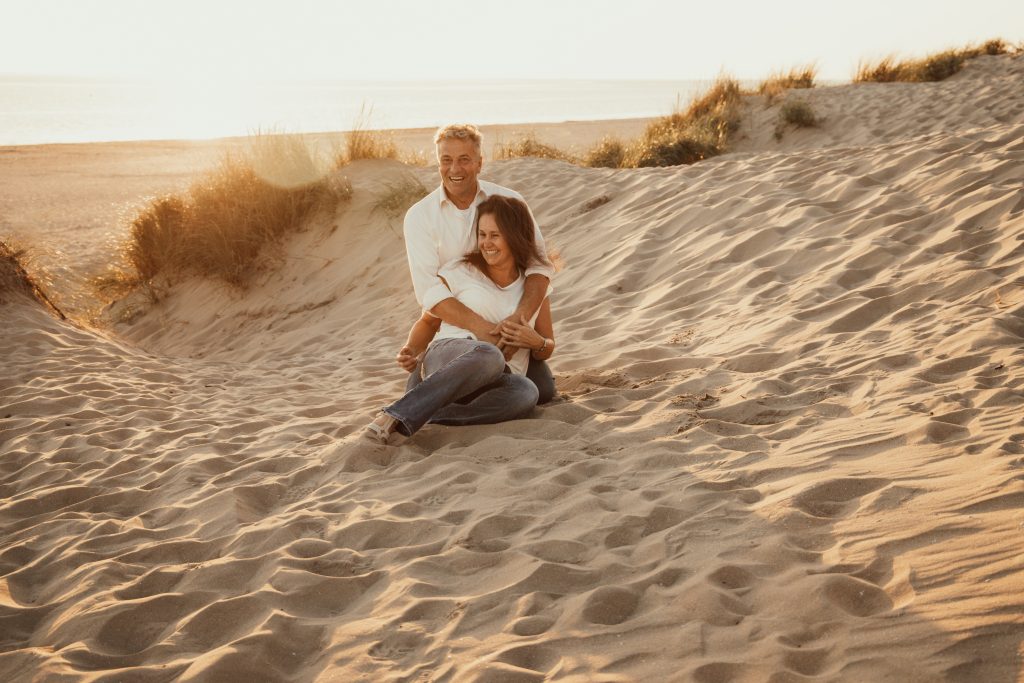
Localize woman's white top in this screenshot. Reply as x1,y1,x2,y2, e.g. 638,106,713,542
436,259,549,376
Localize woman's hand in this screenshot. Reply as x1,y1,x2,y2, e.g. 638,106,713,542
499,315,543,351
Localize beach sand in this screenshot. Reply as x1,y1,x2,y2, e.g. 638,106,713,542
1,54,1023,681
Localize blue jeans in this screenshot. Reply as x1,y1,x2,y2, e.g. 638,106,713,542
383,338,541,437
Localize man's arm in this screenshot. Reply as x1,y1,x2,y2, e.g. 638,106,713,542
430,298,500,345
514,273,549,321
404,204,498,343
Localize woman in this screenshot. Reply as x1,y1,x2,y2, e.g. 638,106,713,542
365,195,556,444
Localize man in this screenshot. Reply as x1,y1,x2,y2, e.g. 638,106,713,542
398,123,555,403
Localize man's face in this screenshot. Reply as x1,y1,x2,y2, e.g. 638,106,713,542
437,137,483,203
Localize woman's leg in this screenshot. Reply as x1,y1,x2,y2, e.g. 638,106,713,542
526,357,556,405
383,338,506,437
428,373,539,426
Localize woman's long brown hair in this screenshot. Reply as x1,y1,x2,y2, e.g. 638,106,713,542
464,195,548,275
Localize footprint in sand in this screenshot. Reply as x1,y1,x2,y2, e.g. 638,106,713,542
580,585,641,625
791,477,889,519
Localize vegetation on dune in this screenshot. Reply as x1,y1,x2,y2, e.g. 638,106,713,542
341,126,399,163
758,65,817,104
373,175,429,219
583,137,627,169
497,78,744,169
0,240,65,318
855,38,1017,83
495,133,579,163
774,100,820,140
104,134,351,294
630,77,742,167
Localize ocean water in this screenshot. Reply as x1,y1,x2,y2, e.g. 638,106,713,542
0,77,711,146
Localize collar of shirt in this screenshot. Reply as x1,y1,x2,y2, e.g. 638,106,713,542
437,183,490,209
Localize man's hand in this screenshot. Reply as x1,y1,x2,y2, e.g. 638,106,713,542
489,318,518,361
396,345,420,373
499,314,544,351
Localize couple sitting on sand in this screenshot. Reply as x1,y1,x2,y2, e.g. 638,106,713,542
364,124,557,444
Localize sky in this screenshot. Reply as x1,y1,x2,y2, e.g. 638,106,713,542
2,0,1022,82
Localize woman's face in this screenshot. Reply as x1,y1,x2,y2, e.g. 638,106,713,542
477,213,513,270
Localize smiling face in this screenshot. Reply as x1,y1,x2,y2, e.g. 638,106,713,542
437,137,483,208
476,212,513,272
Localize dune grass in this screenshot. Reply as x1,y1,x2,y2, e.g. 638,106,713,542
758,65,817,104
774,100,820,140
584,137,627,169
855,38,1015,83
494,77,743,169
0,239,65,318
105,134,350,294
627,76,743,167
494,133,579,163
373,175,428,219
341,126,399,164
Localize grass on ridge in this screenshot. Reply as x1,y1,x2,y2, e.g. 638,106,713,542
494,133,579,163
495,78,743,169
627,76,743,167
758,65,817,104
0,239,65,318
105,134,351,294
855,38,1016,83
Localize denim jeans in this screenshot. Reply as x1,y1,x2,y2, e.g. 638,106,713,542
383,338,541,437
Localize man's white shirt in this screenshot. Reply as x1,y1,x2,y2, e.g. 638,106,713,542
402,179,554,312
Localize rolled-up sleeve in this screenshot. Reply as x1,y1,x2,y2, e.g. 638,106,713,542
524,202,556,281
403,203,454,311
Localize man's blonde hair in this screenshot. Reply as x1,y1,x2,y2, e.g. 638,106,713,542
434,124,483,153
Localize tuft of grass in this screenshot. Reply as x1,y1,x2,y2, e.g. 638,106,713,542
373,175,428,219
584,137,627,168
0,239,65,318
336,105,399,165
112,134,350,291
629,76,743,167
494,133,578,163
758,65,817,104
855,38,1015,83
774,99,820,140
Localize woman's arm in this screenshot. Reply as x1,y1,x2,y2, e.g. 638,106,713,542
397,311,442,372
498,298,555,361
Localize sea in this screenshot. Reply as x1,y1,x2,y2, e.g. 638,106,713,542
0,76,716,147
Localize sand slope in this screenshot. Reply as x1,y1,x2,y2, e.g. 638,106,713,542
2,56,1023,682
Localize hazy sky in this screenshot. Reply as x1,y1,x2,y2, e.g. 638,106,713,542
3,0,1022,82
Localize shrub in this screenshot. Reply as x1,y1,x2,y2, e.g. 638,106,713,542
780,100,819,127
626,76,742,167
0,239,64,317
117,134,350,290
373,175,428,218
774,99,819,140
584,137,627,168
855,38,1014,83
336,105,399,165
343,128,399,163
494,133,577,163
758,65,817,103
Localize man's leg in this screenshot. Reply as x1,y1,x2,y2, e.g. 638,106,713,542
526,357,556,405
383,339,505,437
429,373,539,426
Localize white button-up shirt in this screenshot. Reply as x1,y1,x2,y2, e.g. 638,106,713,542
402,179,554,311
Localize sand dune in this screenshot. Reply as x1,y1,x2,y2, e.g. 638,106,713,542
2,55,1023,681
